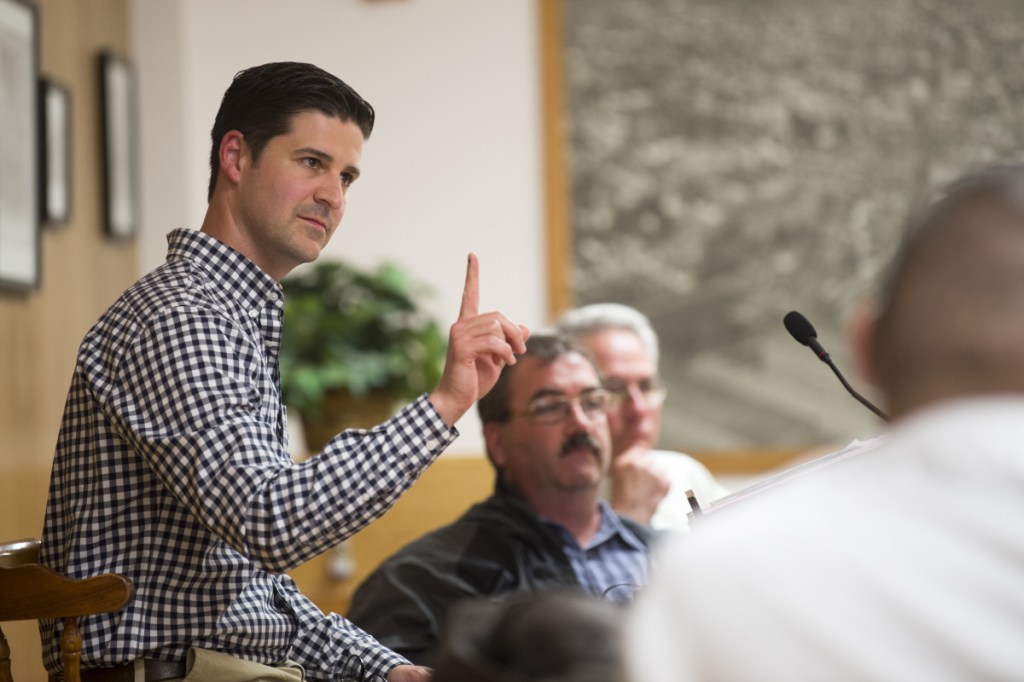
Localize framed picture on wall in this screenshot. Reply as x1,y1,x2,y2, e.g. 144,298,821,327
40,77,71,225
99,51,139,239
0,0,40,290
550,0,1024,451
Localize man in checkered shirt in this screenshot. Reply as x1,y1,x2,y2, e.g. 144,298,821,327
39,62,527,682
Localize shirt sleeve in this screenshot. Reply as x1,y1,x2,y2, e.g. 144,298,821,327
281,574,412,681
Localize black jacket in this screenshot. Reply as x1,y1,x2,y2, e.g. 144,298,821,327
345,476,653,665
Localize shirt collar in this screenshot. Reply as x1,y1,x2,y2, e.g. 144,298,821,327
538,498,648,552
592,499,648,552
165,228,282,311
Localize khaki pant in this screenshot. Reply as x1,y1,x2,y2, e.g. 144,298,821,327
131,648,305,682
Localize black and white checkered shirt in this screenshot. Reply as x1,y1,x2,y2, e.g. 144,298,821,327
40,228,456,681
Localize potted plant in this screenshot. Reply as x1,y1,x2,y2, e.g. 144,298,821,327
280,259,447,454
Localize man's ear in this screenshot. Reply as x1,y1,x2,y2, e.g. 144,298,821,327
848,298,882,390
217,130,247,187
483,422,506,469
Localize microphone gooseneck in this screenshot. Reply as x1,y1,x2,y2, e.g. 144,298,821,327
783,310,890,423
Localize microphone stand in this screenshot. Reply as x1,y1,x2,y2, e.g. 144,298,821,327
785,310,891,423
821,356,890,422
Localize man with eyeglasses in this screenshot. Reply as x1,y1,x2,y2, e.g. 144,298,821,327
558,303,729,530
346,333,653,666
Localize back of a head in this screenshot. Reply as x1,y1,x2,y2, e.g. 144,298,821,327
556,303,660,367
207,61,375,200
432,591,626,682
871,164,1024,415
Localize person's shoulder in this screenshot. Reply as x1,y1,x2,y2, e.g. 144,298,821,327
78,261,194,349
126,260,196,308
616,513,657,546
348,496,520,609
123,257,258,338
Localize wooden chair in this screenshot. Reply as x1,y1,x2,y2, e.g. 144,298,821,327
0,539,135,682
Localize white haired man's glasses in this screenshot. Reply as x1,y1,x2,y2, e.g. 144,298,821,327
603,377,667,407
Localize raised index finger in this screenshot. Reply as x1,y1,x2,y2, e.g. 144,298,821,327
459,252,480,320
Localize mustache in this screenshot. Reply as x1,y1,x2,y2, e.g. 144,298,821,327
561,431,602,457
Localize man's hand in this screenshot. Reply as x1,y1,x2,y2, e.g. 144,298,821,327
429,253,528,426
387,664,432,681
609,446,670,525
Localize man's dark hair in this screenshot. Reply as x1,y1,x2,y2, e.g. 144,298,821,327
477,333,592,425
432,590,625,682
207,61,375,201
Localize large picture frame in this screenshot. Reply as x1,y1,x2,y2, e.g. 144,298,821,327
40,77,71,225
546,0,1024,451
0,0,40,290
99,51,139,239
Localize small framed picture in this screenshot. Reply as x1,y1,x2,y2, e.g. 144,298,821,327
98,51,139,239
39,78,71,225
0,0,40,290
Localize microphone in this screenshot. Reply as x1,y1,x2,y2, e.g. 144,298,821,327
783,311,890,422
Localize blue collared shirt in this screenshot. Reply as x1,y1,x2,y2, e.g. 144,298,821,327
542,500,649,603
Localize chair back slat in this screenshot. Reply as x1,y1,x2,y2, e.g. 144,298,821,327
0,538,135,682
0,565,135,620
0,540,40,569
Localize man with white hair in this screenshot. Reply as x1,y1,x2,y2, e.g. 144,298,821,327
558,303,728,530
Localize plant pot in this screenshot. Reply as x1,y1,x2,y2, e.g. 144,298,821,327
299,388,399,456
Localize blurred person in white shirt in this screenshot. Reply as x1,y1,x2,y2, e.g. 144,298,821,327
627,164,1024,681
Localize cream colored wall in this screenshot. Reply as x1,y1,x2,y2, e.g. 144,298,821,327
0,2,136,679
131,0,549,455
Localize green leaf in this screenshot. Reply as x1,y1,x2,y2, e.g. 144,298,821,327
279,259,448,418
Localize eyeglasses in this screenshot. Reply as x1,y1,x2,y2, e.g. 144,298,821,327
602,377,667,407
507,389,617,425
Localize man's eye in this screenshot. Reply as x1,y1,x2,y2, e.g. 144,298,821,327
341,172,354,187
604,380,627,395
638,379,663,395
531,401,565,417
303,157,321,169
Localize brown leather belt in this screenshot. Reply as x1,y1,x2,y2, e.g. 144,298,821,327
80,659,187,682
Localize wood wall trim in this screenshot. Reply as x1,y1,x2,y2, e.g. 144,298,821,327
538,0,573,320
689,447,818,476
